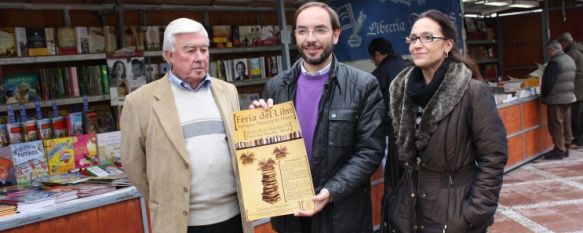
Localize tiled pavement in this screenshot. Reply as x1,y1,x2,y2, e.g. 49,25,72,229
489,147,583,233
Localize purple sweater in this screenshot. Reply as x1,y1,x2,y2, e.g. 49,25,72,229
296,72,329,161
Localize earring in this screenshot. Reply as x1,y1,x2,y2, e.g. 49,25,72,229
444,50,449,57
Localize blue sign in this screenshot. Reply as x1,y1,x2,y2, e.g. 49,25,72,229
326,0,462,62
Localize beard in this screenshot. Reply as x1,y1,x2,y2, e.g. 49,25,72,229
299,41,334,66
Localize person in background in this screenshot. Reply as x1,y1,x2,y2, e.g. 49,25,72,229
556,32,583,149
251,2,385,233
541,40,577,160
385,10,507,233
120,18,253,233
367,38,408,229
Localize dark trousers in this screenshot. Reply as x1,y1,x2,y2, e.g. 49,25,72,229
547,104,573,152
572,100,583,145
187,214,243,233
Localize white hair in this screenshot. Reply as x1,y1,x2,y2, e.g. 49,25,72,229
162,18,209,61
546,40,563,51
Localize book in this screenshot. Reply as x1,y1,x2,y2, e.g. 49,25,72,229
233,101,315,221
66,112,84,136
247,57,265,79
2,73,42,104
57,27,77,55
0,147,16,187
122,26,138,50
104,26,117,52
9,140,49,185
232,58,249,81
14,27,27,56
36,173,91,186
88,26,105,53
44,27,57,55
44,137,75,175
96,131,121,166
73,134,98,168
145,26,161,50
76,26,89,54
238,93,260,110
26,28,48,56
211,25,231,48
0,28,17,57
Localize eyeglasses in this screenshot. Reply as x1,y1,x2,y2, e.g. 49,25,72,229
295,28,330,37
405,34,446,44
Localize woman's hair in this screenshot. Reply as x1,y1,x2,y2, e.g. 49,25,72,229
418,10,484,81
112,60,126,80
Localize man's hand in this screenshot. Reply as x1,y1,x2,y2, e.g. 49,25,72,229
249,98,274,110
294,188,331,217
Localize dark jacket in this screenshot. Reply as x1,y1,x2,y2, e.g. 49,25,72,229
372,54,409,117
264,56,385,233
387,62,508,233
542,51,577,105
564,42,583,101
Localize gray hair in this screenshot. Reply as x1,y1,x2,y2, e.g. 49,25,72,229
546,40,563,51
162,18,209,61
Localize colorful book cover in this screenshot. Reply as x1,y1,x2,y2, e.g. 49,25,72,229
233,102,315,221
66,112,84,136
211,25,231,48
96,131,121,165
232,58,249,81
0,28,17,57
2,73,42,104
73,134,98,168
248,57,264,79
0,147,16,187
44,137,75,175
9,140,49,185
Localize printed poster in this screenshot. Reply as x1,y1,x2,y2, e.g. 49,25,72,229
233,101,315,221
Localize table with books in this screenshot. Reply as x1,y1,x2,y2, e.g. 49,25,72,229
0,173,147,232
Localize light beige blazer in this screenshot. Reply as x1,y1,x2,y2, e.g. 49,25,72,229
120,75,253,233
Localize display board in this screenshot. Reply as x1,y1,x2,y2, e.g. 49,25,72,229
327,0,462,62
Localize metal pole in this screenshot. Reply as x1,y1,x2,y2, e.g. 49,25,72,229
541,0,550,62
276,0,291,71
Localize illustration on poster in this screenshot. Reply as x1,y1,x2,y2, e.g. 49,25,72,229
336,4,367,48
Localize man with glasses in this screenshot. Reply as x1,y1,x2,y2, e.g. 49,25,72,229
250,2,385,233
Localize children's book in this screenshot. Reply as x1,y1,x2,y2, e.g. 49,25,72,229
44,137,75,175
2,73,42,104
96,131,121,166
0,147,16,187
73,134,98,168
9,140,49,185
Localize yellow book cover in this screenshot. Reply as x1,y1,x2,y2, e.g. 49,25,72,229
43,137,75,175
233,101,315,222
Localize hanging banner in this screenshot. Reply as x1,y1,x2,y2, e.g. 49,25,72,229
326,0,462,62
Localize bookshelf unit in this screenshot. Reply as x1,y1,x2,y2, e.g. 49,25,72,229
464,16,504,81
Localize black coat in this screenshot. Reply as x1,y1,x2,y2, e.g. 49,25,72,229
386,62,508,233
264,56,386,233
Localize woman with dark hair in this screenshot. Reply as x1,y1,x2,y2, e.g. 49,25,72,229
383,10,507,233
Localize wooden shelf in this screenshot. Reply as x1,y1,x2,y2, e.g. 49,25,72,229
0,95,110,112
231,78,270,87
466,40,497,45
476,58,499,64
0,46,295,65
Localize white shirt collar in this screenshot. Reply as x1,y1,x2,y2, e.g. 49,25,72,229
300,60,331,76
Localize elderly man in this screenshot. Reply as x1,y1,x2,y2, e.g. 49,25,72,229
541,40,577,159
120,18,252,233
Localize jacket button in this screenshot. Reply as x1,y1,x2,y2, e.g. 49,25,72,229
331,113,336,118
183,187,188,192
421,225,425,229
183,211,188,216
184,163,189,169
410,193,415,198
421,193,426,198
